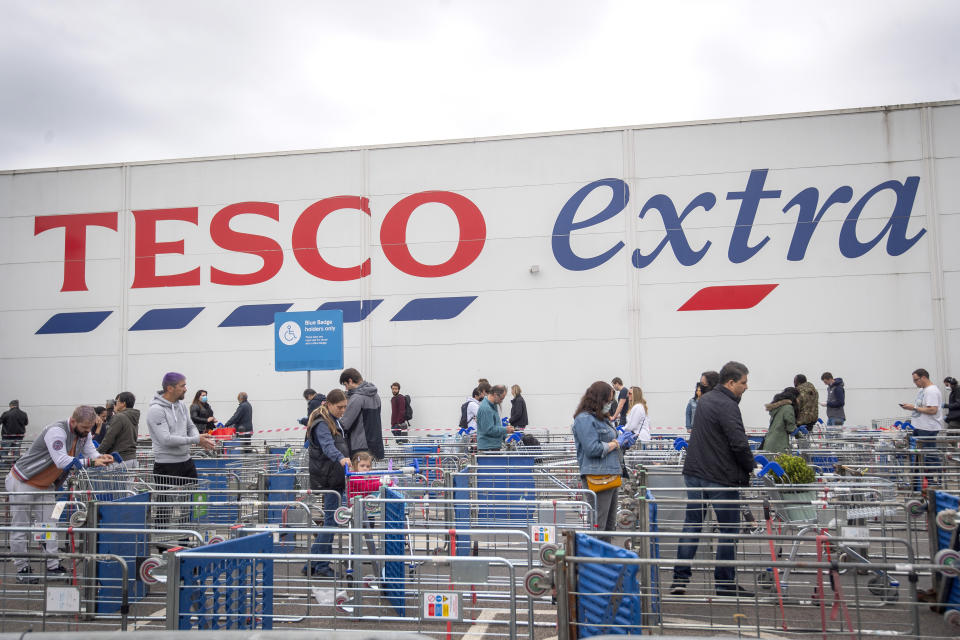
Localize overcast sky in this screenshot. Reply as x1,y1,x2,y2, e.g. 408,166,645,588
1,0,957,171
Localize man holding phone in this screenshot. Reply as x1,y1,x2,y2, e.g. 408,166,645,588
901,368,943,483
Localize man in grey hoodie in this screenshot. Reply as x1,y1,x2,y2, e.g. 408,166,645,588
147,373,215,525
339,367,384,459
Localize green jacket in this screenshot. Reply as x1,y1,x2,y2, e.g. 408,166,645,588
763,400,796,454
476,397,506,451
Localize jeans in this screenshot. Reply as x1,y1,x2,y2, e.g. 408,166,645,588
827,417,844,426
309,491,343,571
914,429,941,487
673,475,741,586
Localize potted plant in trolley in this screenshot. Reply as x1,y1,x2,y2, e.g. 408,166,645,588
768,453,819,523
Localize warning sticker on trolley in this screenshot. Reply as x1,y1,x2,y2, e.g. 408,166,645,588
45,586,80,612
33,522,55,542
422,592,460,620
531,525,555,544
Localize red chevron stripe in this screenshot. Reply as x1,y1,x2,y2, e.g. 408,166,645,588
678,284,778,311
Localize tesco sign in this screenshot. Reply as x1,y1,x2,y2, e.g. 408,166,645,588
34,191,487,292
34,168,925,293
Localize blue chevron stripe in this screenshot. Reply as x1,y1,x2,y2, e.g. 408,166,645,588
37,296,476,334
318,299,383,323
390,296,477,321
220,303,293,327
36,311,112,334
130,307,204,331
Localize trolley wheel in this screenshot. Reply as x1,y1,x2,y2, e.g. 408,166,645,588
867,575,899,602
617,509,637,528
333,506,352,526
835,551,849,575
935,549,960,577
937,509,959,532
539,543,559,567
523,569,551,597
430,478,445,488
139,556,164,584
945,609,960,628
207,535,225,545
334,593,351,614
905,499,926,518
69,509,87,527
757,570,774,590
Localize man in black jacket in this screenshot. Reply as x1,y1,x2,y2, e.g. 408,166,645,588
224,392,254,445
671,361,756,598
0,400,28,463
299,389,325,426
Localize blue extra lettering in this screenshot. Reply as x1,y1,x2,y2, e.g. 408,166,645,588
839,177,924,258
632,192,716,268
725,169,781,263
552,178,628,271
782,186,853,261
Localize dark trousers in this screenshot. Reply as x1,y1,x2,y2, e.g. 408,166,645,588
153,460,198,528
391,422,408,445
673,474,741,586
309,491,343,571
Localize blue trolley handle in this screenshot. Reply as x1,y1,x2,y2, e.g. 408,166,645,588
757,461,786,478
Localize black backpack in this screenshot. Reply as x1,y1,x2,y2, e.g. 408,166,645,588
403,395,413,421
459,401,469,428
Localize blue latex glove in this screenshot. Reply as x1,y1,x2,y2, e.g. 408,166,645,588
501,417,509,427
798,426,808,436
790,427,801,437
616,431,636,449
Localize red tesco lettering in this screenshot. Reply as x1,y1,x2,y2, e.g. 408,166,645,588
34,191,486,291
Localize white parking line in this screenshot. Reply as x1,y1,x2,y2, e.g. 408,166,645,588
131,607,165,630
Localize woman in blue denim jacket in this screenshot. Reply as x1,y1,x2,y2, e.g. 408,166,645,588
572,380,635,534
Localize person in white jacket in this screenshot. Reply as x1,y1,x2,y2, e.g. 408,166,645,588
624,386,652,442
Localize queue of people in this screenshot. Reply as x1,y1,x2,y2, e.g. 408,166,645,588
3,363,957,588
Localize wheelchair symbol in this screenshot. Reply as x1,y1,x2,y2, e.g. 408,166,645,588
278,321,301,345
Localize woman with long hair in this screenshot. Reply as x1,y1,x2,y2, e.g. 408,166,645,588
189,390,216,433
571,381,635,534
509,384,529,430
685,384,701,431
624,386,651,442
304,388,350,578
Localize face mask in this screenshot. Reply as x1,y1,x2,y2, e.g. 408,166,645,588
201,395,207,402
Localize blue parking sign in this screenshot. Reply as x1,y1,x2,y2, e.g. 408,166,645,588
274,311,344,371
